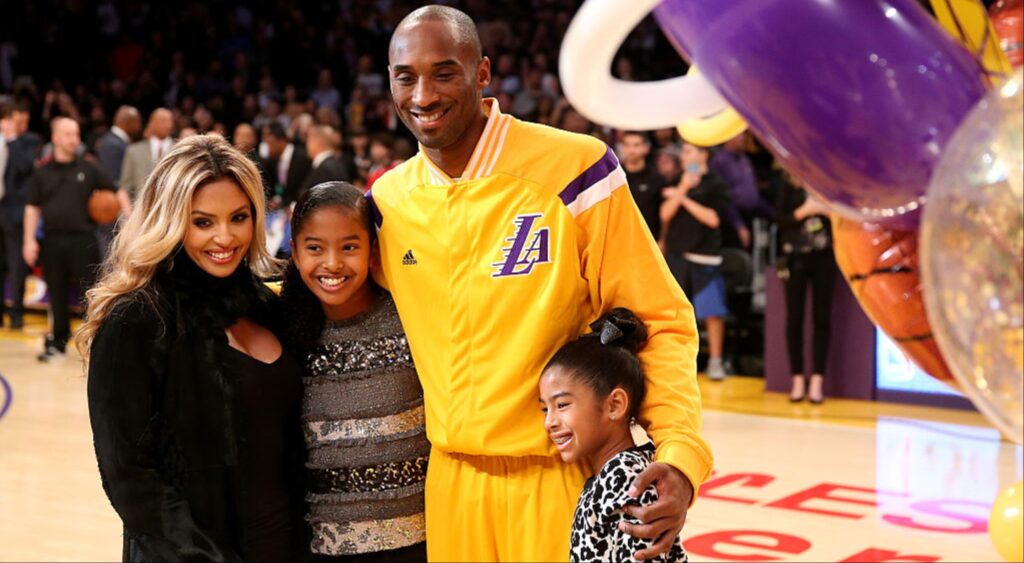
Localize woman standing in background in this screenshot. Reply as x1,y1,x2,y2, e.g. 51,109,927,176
776,173,836,404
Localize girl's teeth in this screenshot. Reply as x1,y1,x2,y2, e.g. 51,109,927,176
320,277,346,287
209,251,233,260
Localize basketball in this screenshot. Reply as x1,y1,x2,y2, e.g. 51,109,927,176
88,189,120,225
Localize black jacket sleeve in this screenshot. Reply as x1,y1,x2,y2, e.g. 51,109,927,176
87,298,241,562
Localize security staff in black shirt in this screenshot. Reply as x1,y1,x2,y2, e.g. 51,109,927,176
23,117,114,361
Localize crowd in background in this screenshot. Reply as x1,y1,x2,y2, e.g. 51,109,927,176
1,0,802,373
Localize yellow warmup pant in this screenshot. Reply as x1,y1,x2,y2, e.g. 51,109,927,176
425,448,588,562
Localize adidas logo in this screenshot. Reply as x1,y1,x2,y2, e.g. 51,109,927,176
402,249,418,265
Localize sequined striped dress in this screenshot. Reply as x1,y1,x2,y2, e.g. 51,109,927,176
302,291,428,556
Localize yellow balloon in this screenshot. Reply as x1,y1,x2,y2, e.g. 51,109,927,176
990,480,1024,562
929,0,1013,79
675,66,749,147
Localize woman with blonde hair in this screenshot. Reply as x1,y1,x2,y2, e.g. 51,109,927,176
78,135,306,562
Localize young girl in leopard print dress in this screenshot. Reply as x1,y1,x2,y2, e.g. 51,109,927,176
538,308,689,563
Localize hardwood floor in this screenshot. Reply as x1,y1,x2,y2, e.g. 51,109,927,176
1,317,1019,562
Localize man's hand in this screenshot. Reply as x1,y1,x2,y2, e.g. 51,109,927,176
23,238,39,267
620,462,694,561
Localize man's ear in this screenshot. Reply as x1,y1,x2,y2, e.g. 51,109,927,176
477,56,492,91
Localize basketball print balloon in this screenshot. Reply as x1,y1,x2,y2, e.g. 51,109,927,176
832,217,956,386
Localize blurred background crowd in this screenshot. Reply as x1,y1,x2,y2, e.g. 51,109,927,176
2,0,1005,373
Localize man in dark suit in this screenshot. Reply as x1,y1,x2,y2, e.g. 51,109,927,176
301,125,351,197
261,121,311,209
93,105,140,257
0,102,41,329
94,106,141,186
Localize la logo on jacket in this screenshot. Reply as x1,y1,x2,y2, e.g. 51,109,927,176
491,213,550,278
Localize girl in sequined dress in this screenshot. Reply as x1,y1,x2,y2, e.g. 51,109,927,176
281,181,428,562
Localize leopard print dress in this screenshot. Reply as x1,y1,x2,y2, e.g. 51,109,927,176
570,443,689,563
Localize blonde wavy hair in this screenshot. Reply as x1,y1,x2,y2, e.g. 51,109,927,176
76,134,278,360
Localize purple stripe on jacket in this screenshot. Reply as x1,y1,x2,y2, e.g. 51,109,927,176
558,147,620,207
365,190,383,229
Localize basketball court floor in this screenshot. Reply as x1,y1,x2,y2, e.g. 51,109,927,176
1,315,1020,562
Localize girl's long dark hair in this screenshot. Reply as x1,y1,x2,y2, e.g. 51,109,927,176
544,308,649,420
280,181,375,355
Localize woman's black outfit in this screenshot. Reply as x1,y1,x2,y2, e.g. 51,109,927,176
87,252,307,562
775,182,837,376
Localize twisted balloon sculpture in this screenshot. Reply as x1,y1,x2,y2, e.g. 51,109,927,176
560,3,1022,557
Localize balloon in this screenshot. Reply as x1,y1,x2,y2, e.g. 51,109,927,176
675,66,749,147
559,0,990,225
992,0,1024,68
832,217,957,386
929,0,1013,75
921,69,1024,445
558,0,729,131
648,0,990,227
990,480,1024,562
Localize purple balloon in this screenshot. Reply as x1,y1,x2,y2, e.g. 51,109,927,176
653,0,989,226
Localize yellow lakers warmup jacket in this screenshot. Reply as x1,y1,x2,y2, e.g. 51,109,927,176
368,100,713,492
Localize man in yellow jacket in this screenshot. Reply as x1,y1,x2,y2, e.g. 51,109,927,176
370,5,713,561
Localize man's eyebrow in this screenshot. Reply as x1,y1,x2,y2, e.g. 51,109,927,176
392,59,460,72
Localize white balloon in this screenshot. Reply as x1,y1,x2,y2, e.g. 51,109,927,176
558,0,730,130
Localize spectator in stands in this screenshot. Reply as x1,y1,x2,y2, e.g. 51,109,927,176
365,132,395,189
301,125,350,197
288,112,314,145
348,127,371,186
261,121,310,209
353,54,385,98
660,143,732,381
711,132,775,249
652,126,681,154
311,68,341,112
192,105,214,133
618,131,665,240
655,146,682,187
232,122,258,155
118,107,174,215
345,84,369,132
